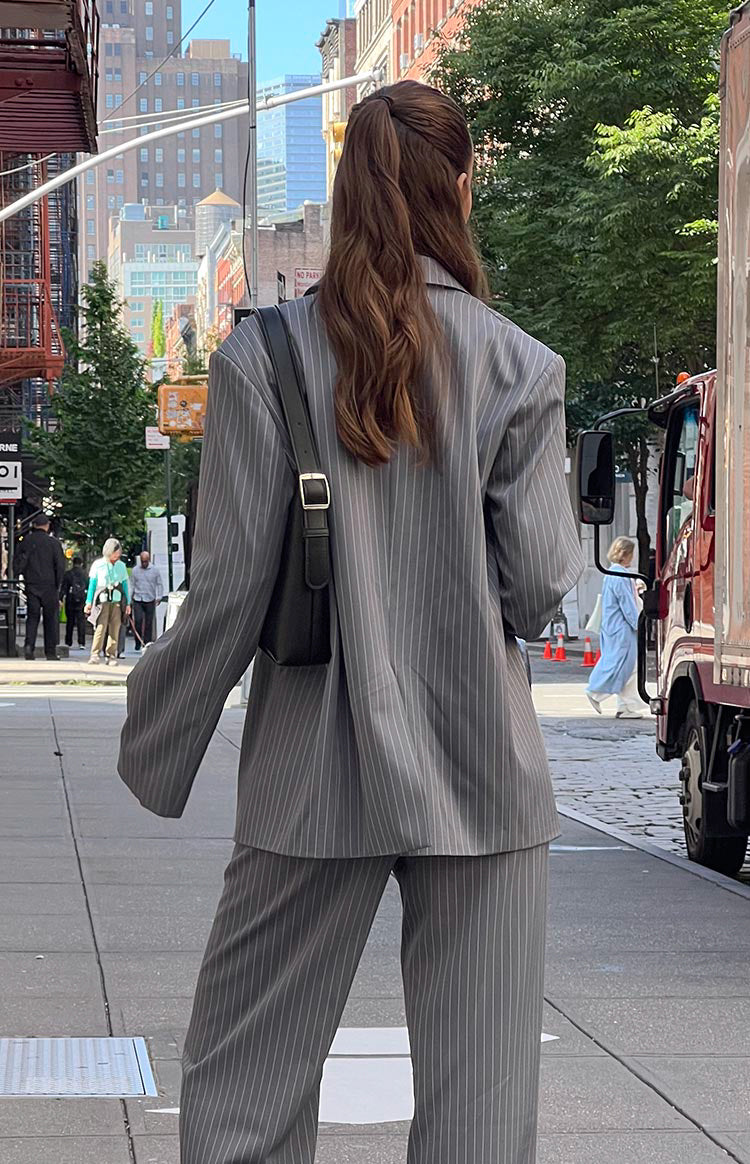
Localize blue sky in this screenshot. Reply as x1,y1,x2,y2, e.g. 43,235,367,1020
181,0,350,82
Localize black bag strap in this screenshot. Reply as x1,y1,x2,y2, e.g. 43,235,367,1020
254,305,330,591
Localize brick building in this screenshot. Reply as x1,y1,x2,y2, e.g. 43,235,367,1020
393,0,482,81
354,0,391,96
81,4,248,278
317,18,358,199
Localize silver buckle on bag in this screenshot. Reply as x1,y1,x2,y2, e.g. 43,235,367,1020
299,473,330,511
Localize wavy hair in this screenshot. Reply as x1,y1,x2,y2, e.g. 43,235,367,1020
318,81,487,467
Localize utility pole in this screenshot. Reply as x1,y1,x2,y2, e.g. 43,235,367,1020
247,0,259,307
164,447,174,592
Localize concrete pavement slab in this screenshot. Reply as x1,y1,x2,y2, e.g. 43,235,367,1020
715,1132,750,1161
80,856,227,885
110,998,196,1049
132,1136,181,1164
88,884,223,917
538,1057,691,1132
0,884,87,915
553,998,750,1057
0,1138,132,1163
76,836,232,860
0,952,102,997
0,997,108,1037
545,951,750,999
624,1056,750,1133
314,1137,407,1163
339,998,407,1029
100,953,204,999
536,1132,739,1163
0,857,81,884
0,915,95,953
93,911,215,953
0,1098,126,1135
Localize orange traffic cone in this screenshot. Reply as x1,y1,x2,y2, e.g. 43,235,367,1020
594,648,601,664
542,637,553,660
582,636,595,667
554,633,567,662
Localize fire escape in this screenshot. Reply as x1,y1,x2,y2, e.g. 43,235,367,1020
0,0,98,427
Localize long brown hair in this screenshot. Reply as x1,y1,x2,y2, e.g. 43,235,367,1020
318,81,488,467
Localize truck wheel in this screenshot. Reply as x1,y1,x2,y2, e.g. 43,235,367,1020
680,702,748,876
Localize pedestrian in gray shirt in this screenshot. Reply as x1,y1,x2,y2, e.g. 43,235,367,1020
119,80,583,1163
129,550,165,650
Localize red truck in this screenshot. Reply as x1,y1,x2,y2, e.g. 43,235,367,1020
577,1,750,876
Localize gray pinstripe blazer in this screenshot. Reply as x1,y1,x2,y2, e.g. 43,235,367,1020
118,258,583,857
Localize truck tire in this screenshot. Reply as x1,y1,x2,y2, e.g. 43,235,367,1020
680,701,748,876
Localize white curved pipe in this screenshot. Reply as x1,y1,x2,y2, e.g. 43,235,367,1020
0,70,382,225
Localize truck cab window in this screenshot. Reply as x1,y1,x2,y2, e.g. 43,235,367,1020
663,402,700,558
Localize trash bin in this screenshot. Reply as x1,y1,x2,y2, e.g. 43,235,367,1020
164,590,187,632
0,586,18,658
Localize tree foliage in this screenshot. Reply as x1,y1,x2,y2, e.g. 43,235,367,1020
151,298,166,358
29,262,160,551
436,0,729,569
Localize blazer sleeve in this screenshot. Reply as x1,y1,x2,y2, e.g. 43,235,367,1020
486,354,583,641
117,348,295,818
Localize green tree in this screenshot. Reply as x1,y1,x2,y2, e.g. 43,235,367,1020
29,262,160,551
151,299,166,358
436,0,728,570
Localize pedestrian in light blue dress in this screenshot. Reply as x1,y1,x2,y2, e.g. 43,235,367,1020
586,536,643,718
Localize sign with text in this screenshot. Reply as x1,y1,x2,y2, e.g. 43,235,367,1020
145,426,171,450
0,461,22,503
0,432,21,455
294,268,322,298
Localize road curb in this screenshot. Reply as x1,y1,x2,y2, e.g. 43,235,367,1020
557,802,750,901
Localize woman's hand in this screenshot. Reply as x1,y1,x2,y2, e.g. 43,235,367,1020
84,603,91,614
125,605,131,617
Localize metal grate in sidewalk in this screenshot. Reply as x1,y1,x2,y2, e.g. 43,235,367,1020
0,1037,158,1097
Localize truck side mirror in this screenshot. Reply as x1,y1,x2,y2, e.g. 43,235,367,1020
576,431,616,525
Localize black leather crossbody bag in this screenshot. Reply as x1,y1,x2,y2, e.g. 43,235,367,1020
254,305,332,667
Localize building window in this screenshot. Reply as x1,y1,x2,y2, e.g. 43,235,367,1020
114,43,121,54
140,147,148,161
178,172,186,187
191,72,199,86
105,0,113,11
87,219,95,235
191,98,199,107
144,50,153,58
215,172,223,188
117,195,124,207
145,0,152,10
86,194,95,210
87,244,96,258
139,70,147,82
177,148,185,162
192,148,200,162
120,0,127,11
166,4,173,15
156,197,165,205
106,93,114,108
214,149,222,163
214,72,221,86
107,169,115,183
105,42,113,54
87,170,95,184
139,98,147,112
155,147,163,161
177,98,185,109
167,30,174,44
192,128,200,138
145,25,153,40
177,71,184,86
215,124,222,138
154,71,161,85
108,195,115,208
193,173,201,187
154,98,162,112
114,94,122,107
141,173,148,188
155,172,164,187
116,169,123,183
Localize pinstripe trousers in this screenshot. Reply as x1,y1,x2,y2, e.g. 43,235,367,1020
180,842,549,1164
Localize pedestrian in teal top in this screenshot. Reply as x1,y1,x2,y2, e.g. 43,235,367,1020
84,537,131,666
585,536,644,719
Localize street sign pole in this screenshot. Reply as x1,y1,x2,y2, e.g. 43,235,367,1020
7,505,14,580
165,446,174,593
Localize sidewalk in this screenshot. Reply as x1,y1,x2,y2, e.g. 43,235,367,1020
1,690,749,1163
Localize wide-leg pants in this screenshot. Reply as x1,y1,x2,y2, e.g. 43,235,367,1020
181,842,549,1164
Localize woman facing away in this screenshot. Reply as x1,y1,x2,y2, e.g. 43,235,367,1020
84,537,130,667
585,536,644,719
118,81,583,1164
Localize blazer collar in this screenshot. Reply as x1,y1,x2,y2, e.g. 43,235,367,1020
418,255,470,294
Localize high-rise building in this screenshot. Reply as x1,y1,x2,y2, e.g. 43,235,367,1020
354,0,391,97
81,0,249,279
256,75,326,217
393,0,482,81
108,202,198,358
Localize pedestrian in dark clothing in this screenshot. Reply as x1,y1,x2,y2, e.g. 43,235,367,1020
14,514,65,661
60,556,88,649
